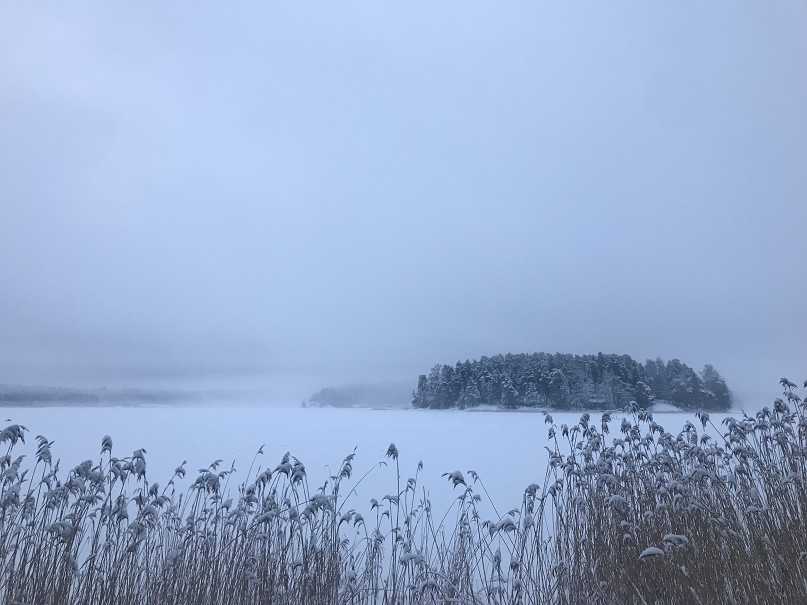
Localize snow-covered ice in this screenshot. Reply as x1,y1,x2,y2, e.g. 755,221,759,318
0,404,742,520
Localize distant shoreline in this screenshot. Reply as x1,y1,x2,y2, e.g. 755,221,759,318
0,383,256,407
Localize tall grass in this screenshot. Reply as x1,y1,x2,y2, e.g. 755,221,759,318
0,378,805,604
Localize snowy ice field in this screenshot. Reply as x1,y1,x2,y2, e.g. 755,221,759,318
1,404,744,521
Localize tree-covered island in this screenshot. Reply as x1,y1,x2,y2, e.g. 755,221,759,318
411,353,731,411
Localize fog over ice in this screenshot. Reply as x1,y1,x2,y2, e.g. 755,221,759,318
1,2,805,405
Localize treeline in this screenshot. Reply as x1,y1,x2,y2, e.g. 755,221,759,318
307,382,413,408
0,384,218,406
411,353,731,411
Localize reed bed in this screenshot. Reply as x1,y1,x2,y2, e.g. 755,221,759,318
0,379,806,604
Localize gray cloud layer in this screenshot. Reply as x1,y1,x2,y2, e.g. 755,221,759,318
1,2,805,403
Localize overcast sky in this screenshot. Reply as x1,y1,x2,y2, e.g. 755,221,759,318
1,2,805,404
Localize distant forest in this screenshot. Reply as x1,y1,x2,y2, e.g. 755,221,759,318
307,382,412,408
411,353,732,411
0,384,226,406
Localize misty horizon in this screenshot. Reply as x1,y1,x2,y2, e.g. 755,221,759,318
0,349,787,410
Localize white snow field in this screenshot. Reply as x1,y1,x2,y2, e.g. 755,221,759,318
1,404,742,520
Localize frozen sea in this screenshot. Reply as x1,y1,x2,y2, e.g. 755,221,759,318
1,404,743,521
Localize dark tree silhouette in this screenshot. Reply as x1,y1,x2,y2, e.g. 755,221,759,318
412,353,731,411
